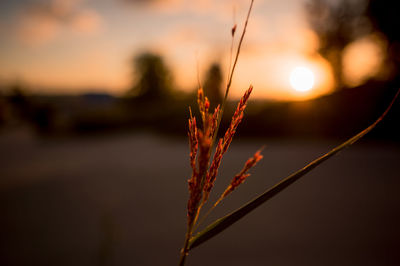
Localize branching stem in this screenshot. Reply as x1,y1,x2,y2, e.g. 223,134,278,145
180,1,254,265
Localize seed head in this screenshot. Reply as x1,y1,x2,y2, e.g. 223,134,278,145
188,108,198,172
210,105,220,139
221,150,263,200
202,86,253,202
231,24,237,37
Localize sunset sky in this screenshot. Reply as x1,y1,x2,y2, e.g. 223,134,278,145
0,0,385,100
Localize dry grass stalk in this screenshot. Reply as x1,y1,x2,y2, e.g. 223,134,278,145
184,83,261,256
179,1,258,265
181,73,260,266
187,85,256,224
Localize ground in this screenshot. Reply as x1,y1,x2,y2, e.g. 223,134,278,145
1,130,399,266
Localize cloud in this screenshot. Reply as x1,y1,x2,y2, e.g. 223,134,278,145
15,0,102,45
120,0,156,4
120,0,179,6
16,11,60,45
69,9,102,34
118,0,202,14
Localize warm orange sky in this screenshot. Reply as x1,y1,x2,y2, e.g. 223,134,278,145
0,0,385,100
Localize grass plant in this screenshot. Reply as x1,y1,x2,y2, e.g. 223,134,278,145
179,1,400,265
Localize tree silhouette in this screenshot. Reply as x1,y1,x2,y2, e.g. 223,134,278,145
203,62,223,106
367,0,400,83
129,52,173,101
306,0,370,89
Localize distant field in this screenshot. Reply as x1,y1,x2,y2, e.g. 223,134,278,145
1,131,399,266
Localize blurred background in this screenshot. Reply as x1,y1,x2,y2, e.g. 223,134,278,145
1,0,399,265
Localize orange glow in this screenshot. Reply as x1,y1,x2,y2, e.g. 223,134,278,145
342,34,386,87
225,50,334,101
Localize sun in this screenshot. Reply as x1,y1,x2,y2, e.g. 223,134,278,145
289,66,315,92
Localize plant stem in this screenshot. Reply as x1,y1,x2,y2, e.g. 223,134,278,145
179,1,255,265
179,223,193,266
212,0,254,149
193,202,217,233
193,191,228,233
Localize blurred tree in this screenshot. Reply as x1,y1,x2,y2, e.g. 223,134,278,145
306,0,370,89
128,53,173,101
0,90,4,126
367,0,400,83
203,62,223,106
9,83,30,120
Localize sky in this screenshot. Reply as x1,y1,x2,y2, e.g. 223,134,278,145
0,0,385,100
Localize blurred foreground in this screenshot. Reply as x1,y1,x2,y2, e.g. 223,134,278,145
1,130,399,266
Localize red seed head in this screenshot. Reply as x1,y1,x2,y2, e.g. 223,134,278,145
210,105,220,139
221,149,263,199
203,138,223,202
204,97,210,110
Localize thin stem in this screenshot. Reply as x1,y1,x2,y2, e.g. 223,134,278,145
193,188,229,232
212,0,254,149
196,56,201,90
191,201,204,230
179,223,193,266
226,28,235,89
193,200,219,233
225,0,254,102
